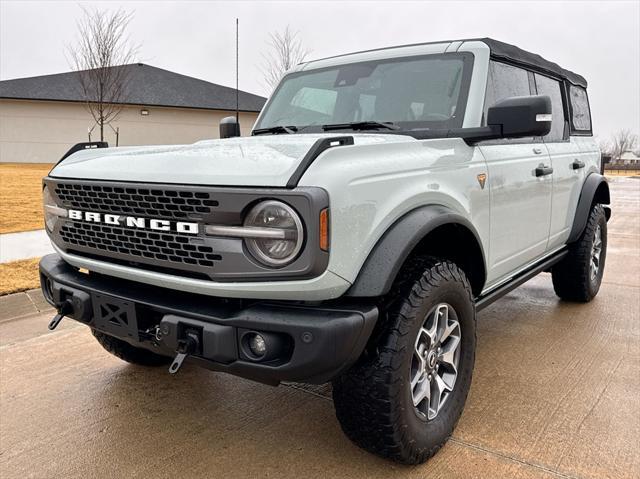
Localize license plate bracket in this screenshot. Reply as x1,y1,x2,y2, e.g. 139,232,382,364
92,293,139,341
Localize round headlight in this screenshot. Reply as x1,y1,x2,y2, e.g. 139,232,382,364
243,200,304,267
42,186,58,231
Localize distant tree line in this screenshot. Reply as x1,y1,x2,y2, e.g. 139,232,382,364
600,129,639,164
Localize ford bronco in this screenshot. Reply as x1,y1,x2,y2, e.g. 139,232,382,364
40,38,610,464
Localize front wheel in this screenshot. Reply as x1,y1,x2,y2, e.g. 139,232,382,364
552,204,607,302
332,259,476,464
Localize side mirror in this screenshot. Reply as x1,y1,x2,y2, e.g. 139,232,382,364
487,95,552,139
220,116,241,139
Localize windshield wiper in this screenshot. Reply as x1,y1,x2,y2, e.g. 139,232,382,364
322,121,400,132
252,125,298,135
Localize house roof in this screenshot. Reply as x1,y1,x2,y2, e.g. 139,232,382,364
0,63,266,112
620,151,640,160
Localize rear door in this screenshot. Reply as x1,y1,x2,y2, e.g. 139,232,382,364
533,73,584,250
478,61,553,285
567,85,600,174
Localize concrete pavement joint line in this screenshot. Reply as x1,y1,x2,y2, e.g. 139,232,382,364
569,356,624,447
608,233,640,238
0,308,52,323
282,382,332,401
0,325,82,351
601,281,640,289
448,438,584,479
24,291,41,313
0,310,50,325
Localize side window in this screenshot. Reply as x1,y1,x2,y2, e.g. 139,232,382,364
534,74,566,142
483,61,532,125
568,85,592,133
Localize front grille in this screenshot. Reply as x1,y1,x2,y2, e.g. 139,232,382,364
46,177,328,282
54,183,219,220
60,221,221,268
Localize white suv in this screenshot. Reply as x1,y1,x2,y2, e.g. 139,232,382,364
40,38,610,464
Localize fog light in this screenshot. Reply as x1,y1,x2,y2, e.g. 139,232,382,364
248,333,267,358
240,330,291,362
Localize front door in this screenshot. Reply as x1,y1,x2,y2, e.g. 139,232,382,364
479,142,553,284
479,61,553,287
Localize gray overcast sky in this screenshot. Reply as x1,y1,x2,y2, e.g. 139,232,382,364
1,0,638,141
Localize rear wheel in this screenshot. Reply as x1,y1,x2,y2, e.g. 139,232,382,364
552,204,607,302
92,329,171,367
332,259,476,464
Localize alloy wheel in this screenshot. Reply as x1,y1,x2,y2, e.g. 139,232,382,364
410,303,461,420
590,225,603,281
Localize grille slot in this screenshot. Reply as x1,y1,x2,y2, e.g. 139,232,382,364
54,183,219,219
60,221,221,268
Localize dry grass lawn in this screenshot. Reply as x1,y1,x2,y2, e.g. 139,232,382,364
0,257,41,295
606,169,640,176
0,163,53,234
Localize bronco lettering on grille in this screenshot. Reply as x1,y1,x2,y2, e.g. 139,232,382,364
68,210,199,234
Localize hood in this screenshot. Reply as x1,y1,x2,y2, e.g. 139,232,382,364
50,134,416,187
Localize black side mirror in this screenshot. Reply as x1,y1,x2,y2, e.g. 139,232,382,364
488,95,552,139
220,116,241,139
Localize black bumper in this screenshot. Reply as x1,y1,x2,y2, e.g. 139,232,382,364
39,254,378,384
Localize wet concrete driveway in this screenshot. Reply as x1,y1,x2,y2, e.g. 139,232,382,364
1,178,638,478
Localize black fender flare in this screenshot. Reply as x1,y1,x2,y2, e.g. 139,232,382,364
568,173,611,243
346,205,487,297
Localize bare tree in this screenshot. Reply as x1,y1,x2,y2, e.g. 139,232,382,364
597,137,612,156
68,7,139,141
605,129,638,163
261,26,310,92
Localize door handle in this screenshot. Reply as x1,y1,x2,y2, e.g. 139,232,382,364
535,165,554,177
571,159,585,170
533,147,543,155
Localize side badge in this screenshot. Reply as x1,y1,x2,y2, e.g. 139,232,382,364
477,173,487,189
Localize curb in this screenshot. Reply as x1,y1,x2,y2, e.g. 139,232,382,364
0,288,53,323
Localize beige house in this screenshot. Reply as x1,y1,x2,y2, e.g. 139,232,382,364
0,64,266,163
614,150,640,165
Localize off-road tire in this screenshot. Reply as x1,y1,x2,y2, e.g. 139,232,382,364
332,258,476,464
552,204,607,302
92,329,171,367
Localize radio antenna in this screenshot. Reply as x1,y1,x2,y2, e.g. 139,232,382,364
235,18,239,128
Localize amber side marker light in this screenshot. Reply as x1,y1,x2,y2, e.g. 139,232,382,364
319,208,330,251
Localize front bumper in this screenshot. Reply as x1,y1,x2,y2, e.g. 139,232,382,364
39,254,378,384
52,243,352,301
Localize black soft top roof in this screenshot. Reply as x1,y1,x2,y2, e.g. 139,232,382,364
478,38,587,88
305,37,587,88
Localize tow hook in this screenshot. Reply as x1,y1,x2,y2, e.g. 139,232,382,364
48,300,74,331
169,330,200,374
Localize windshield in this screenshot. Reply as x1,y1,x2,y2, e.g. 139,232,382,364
254,53,473,133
